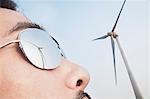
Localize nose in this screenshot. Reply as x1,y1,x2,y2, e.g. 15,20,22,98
60,59,90,91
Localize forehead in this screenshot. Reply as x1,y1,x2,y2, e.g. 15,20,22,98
0,8,30,37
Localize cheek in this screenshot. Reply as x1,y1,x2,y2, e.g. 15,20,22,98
1,60,67,97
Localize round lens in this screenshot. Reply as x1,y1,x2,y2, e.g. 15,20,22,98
18,28,62,69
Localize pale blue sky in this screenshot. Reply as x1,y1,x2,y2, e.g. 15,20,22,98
14,0,149,99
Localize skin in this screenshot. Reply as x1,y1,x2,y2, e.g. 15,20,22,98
0,8,90,99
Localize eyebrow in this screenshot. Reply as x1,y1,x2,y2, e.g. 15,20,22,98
9,22,45,34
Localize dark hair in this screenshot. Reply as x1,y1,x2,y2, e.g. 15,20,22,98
0,0,17,11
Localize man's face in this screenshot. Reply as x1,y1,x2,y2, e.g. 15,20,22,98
0,8,90,99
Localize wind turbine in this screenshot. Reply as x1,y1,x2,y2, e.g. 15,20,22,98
93,0,143,99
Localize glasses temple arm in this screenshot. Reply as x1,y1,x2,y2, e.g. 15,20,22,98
0,40,20,49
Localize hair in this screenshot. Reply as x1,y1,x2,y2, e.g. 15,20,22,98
0,0,17,11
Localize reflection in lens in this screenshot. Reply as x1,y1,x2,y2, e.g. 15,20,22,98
19,40,44,69
38,48,45,68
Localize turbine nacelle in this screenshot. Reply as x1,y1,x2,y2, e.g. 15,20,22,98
107,32,118,38
93,32,118,41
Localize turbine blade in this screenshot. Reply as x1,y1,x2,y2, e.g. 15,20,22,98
92,35,108,41
111,37,117,84
111,0,127,32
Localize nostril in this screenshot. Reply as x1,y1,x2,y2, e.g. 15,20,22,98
76,79,83,86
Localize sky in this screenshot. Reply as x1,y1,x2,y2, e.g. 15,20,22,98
14,0,149,99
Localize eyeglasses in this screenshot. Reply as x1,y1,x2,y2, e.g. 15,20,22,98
0,28,66,70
